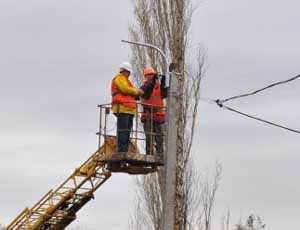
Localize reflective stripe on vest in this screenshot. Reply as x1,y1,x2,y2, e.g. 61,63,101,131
111,75,137,109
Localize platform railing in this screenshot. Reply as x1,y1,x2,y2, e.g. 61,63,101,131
97,102,167,157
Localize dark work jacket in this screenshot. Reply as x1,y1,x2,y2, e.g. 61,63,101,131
140,76,168,112
141,76,168,100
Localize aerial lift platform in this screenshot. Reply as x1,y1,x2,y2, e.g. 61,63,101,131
6,103,164,230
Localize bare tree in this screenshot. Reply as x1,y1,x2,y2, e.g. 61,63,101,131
129,173,163,230
235,215,266,230
220,209,230,230
130,161,222,230
201,162,222,230
226,209,231,230
128,0,208,230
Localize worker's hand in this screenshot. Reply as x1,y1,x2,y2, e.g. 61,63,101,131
151,74,158,84
137,89,144,96
160,74,166,86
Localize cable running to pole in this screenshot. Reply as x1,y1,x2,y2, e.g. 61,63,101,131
219,73,300,104
215,100,300,134
207,73,300,134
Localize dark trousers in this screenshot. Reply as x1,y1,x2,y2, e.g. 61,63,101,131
116,113,134,153
143,118,164,156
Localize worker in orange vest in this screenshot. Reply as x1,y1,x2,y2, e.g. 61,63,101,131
140,67,167,157
111,62,144,154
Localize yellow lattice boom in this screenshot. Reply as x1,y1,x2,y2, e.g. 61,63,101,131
7,141,113,230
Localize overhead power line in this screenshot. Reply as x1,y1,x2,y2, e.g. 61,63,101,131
199,73,300,135
219,73,300,104
215,100,300,135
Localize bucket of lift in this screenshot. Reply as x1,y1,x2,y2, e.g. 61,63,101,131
97,136,163,175
97,104,165,175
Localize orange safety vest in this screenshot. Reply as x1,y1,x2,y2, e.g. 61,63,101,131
141,81,166,124
111,76,137,110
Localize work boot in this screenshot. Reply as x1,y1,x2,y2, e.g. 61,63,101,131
107,162,122,171
156,151,164,160
106,163,113,171
120,161,127,168
125,151,137,159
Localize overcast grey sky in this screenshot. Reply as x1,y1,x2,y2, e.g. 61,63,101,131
0,0,299,229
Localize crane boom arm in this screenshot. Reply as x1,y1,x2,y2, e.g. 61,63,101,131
7,144,112,230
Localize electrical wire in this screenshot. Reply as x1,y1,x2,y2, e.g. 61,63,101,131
201,73,300,134
199,97,216,104
198,97,300,135
215,100,300,134
219,73,300,103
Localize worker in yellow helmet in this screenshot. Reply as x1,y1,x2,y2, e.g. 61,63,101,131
111,62,144,154
140,67,168,157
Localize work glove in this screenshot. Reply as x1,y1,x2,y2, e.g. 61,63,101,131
152,74,158,83
141,81,155,99
160,75,166,87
